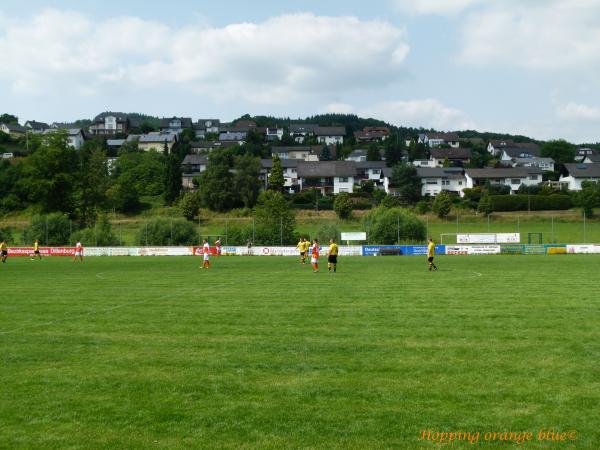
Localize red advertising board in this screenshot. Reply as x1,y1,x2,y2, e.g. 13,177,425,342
192,246,218,256
7,247,78,257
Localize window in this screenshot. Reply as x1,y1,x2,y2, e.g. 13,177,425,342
339,177,349,183
372,169,381,174
529,175,538,180
426,179,438,185
511,179,521,185
442,179,450,185
458,181,463,185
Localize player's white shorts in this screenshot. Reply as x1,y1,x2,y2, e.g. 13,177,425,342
203,254,210,261
311,257,317,264
74,251,82,256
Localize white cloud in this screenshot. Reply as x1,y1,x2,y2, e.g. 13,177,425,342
0,9,410,104
458,0,600,70
358,99,476,130
391,0,482,15
557,102,600,122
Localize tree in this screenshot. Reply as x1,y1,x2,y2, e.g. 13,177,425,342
253,190,296,244
333,193,353,219
179,191,202,221
136,218,197,245
367,144,381,161
75,142,110,225
391,163,421,204
478,192,493,216
0,113,18,124
575,181,600,217
25,213,72,245
268,154,285,191
363,206,426,244
320,145,331,161
164,153,181,205
432,191,452,218
234,154,262,208
384,138,404,167
198,152,237,212
541,139,576,165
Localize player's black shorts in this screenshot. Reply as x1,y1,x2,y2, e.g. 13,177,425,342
427,256,434,263
328,255,337,264
1,250,7,256
34,250,40,254
300,251,306,257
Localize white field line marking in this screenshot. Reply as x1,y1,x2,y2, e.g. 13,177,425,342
0,295,171,336
472,271,483,277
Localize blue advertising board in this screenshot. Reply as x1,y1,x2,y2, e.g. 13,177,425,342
362,245,446,256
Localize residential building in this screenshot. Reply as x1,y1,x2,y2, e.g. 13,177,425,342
417,167,466,197
289,124,318,143
582,153,600,164
0,123,27,137
419,132,460,148
260,158,300,191
159,117,192,134
487,140,540,157
42,128,85,149
107,139,126,152
181,155,208,189
265,127,284,142
576,147,597,162
315,126,345,145
353,126,390,143
24,120,50,133
297,160,356,194
412,159,436,168
138,132,178,153
271,146,321,161
355,161,387,189
195,119,220,135
560,164,600,191
430,148,472,167
191,140,223,154
511,156,555,172
219,130,247,143
465,167,543,194
89,112,139,135
346,149,367,162
500,145,541,160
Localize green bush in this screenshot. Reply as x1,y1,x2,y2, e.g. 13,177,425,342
136,218,198,245
432,192,452,218
25,213,72,245
70,215,118,246
314,224,340,244
253,191,297,245
0,226,13,242
490,194,572,211
363,207,426,244
415,200,430,214
224,224,254,245
333,193,353,219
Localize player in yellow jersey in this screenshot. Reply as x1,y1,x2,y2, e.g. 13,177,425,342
427,238,438,271
297,237,307,264
31,239,42,260
328,238,338,273
0,240,7,263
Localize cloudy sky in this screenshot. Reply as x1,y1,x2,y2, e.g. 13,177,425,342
2,0,600,143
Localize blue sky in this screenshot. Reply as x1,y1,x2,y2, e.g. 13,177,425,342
2,0,600,143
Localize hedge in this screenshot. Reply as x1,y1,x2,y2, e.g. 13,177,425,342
490,194,572,211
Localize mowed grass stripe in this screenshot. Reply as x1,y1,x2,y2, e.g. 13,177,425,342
0,255,598,449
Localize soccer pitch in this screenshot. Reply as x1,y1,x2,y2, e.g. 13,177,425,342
1,256,598,449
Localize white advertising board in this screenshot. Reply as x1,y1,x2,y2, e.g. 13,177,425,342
457,233,520,244
567,244,600,254
445,245,501,255
341,232,367,241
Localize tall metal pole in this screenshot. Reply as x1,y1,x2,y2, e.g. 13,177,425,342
397,215,400,244
551,215,554,243
583,211,586,243
280,217,283,246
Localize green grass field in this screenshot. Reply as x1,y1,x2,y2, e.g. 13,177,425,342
1,255,598,449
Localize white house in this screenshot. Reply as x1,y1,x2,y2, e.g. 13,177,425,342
346,149,367,162
219,130,247,143
271,146,321,161
289,124,318,143
24,120,50,133
315,126,345,145
465,168,543,194
42,128,85,149
430,148,472,167
181,155,208,189
265,127,284,142
419,132,460,148
582,153,600,164
355,161,386,189
500,145,541,161
416,167,466,197
560,164,600,191
260,159,300,192
412,159,436,168
159,117,192,134
297,161,356,194
511,156,555,172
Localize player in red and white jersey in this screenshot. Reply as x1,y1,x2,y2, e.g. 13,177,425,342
201,239,210,269
73,240,83,263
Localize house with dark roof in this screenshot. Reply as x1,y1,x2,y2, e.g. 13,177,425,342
576,147,597,162
430,148,472,167
194,119,220,138
297,160,356,193
346,149,367,162
582,153,600,164
89,112,139,135
487,139,540,157
0,123,27,137
265,127,284,142
419,132,460,148
355,161,387,188
219,130,247,143
499,145,541,160
315,126,345,145
465,167,543,194
138,132,178,153
270,146,321,161
181,155,209,190
260,158,300,191
159,117,193,133
289,124,318,143
416,167,466,197
42,128,86,149
510,156,555,172
24,120,50,133
560,164,600,191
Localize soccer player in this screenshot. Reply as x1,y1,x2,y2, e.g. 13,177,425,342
297,237,307,264
0,240,8,263
215,238,222,256
328,238,338,273
311,238,320,273
31,239,42,260
427,237,438,271
73,240,83,263
201,239,211,269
